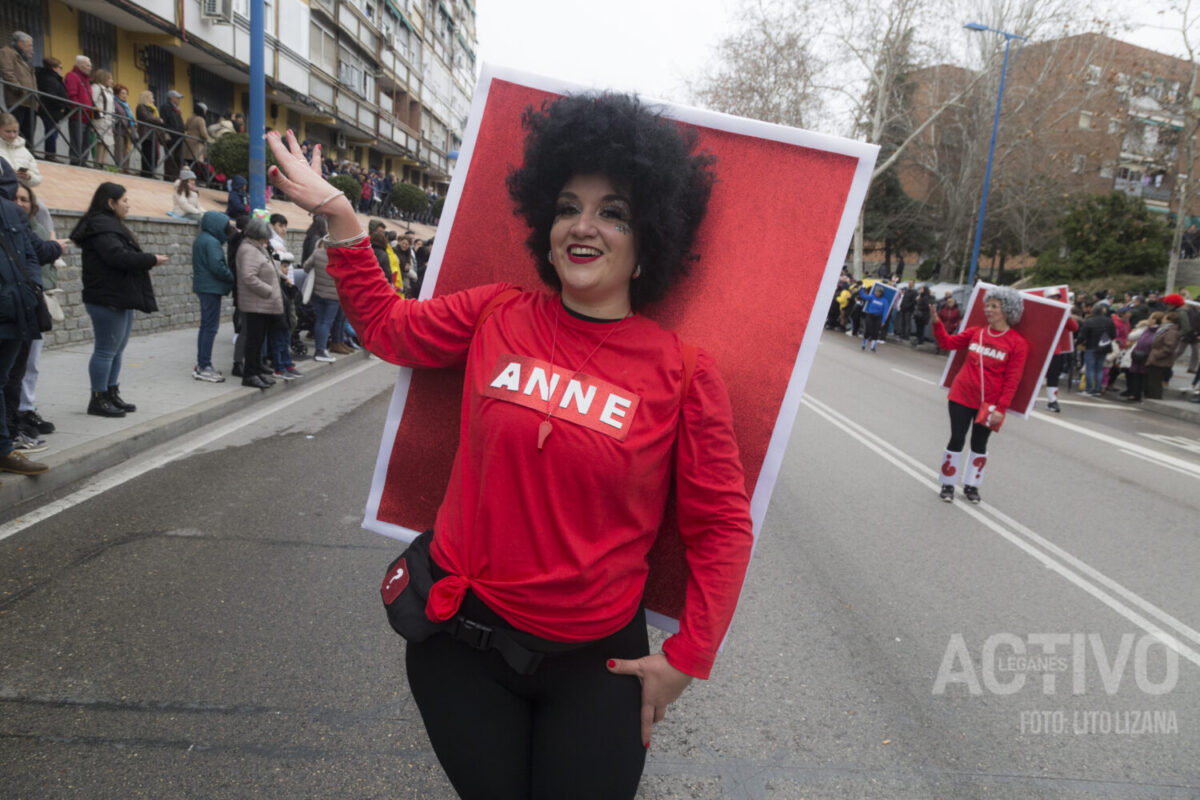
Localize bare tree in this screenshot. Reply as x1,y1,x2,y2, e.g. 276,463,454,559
905,4,1118,282
687,0,822,129
690,0,989,277
691,0,1117,281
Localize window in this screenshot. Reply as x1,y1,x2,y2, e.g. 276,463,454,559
310,20,337,75
1078,111,1094,130
1071,154,1086,174
0,0,45,62
1100,162,1114,179
1107,118,1120,135
78,11,117,73
278,0,309,55
1085,64,1101,85
338,45,376,99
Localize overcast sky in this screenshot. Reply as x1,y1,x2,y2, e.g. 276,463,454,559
474,1,1192,119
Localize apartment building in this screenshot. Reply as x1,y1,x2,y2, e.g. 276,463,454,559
903,32,1200,224
0,0,477,191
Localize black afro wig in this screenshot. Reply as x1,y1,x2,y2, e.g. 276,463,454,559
506,93,716,308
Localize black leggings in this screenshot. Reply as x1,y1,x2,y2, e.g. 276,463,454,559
405,600,650,800
947,399,991,453
1044,352,1066,387
242,312,271,374
863,313,882,341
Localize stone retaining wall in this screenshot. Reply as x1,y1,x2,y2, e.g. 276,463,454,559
44,212,305,350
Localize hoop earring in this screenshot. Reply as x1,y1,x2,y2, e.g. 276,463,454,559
547,249,553,263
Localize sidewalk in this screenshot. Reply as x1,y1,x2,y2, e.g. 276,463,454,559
0,324,374,511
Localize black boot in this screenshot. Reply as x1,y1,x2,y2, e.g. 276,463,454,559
231,361,244,377
107,385,136,413
88,391,126,417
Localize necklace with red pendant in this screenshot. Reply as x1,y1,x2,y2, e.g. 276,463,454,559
537,307,632,451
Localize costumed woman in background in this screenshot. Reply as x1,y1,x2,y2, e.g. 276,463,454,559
1041,289,1078,413
930,286,1028,504
265,93,754,800
861,283,888,352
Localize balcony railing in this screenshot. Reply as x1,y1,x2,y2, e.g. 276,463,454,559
1143,185,1171,203
1114,177,1171,203
1,78,213,182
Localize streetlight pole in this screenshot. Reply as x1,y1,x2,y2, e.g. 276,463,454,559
964,22,1027,286
249,0,265,211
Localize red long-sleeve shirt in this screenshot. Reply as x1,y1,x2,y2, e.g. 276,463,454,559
933,321,1029,414
327,244,753,679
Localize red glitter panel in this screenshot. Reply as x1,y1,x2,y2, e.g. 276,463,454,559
376,77,863,622
940,284,1071,419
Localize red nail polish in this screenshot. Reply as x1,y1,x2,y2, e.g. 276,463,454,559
606,659,615,668
644,741,650,749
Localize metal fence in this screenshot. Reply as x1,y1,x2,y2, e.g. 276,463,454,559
1,77,213,182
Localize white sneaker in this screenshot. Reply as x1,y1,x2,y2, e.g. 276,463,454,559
193,365,226,383
314,350,337,363
13,431,48,454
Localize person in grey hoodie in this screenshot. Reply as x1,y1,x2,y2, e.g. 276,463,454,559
191,210,235,382
234,216,281,389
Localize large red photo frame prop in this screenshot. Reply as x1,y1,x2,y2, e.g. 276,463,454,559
359,65,879,632
937,282,1072,419
1022,285,1073,353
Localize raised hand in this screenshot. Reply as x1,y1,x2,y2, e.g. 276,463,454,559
265,130,362,241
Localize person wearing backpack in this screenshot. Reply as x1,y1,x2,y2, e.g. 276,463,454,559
1146,311,1180,400
1124,314,1161,402
1077,304,1116,397
1163,293,1198,373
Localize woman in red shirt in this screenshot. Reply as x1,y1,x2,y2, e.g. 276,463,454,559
930,286,1028,504
265,95,753,799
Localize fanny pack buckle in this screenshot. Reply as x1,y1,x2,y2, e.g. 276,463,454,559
452,617,493,651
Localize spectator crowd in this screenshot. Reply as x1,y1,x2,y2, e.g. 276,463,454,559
825,271,1200,407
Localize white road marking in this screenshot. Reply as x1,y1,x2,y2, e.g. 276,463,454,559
1120,449,1200,482
890,368,937,386
1049,399,1142,411
1139,433,1200,456
0,360,381,541
1029,409,1200,479
802,393,1200,669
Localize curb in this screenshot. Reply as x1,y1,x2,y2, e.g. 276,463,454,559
1142,395,1200,425
0,350,372,514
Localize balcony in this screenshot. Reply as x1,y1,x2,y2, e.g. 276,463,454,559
1143,185,1171,203
1115,177,1171,204
1120,135,1178,165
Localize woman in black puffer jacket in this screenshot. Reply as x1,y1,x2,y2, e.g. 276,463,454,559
69,183,168,417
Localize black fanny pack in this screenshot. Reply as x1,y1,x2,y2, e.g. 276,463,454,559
380,529,445,642
380,530,584,675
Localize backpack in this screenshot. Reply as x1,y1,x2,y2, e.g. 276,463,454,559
1184,305,1200,342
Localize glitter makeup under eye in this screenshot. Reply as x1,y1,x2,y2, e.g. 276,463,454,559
615,223,631,234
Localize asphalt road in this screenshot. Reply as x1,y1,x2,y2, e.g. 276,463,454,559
2,331,1199,799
